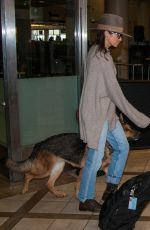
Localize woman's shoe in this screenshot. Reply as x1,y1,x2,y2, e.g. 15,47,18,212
79,199,101,212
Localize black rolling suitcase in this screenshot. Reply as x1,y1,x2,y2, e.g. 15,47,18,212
99,171,150,230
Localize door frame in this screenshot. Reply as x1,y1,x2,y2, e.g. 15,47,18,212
1,0,21,181
75,0,87,89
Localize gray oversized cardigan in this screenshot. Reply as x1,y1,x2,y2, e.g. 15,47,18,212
79,45,150,149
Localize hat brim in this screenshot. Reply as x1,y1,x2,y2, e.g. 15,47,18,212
121,32,132,38
97,24,132,38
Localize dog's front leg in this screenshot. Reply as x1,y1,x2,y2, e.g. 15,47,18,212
75,155,86,198
75,168,83,198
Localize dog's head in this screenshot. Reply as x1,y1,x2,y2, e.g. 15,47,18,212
119,113,141,141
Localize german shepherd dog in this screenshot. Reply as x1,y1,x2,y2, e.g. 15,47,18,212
6,115,140,198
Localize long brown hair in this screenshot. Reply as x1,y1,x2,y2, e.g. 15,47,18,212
95,30,108,55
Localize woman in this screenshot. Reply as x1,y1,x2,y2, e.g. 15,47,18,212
78,13,150,212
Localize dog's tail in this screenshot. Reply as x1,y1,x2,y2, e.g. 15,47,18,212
6,159,32,173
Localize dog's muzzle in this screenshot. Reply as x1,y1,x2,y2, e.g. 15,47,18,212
128,131,141,142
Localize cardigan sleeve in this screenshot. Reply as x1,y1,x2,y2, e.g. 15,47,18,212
103,70,150,128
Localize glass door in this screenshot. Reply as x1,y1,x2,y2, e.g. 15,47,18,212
15,0,77,78
1,0,89,181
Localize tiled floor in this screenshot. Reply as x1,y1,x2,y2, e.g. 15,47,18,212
0,149,150,230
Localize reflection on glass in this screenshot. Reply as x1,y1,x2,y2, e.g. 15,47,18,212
15,0,75,78
31,30,45,40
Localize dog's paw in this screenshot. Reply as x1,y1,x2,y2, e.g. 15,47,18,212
22,188,28,194
54,191,67,198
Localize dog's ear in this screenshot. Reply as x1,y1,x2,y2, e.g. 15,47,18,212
119,113,124,124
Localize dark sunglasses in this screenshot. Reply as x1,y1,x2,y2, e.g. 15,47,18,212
109,31,123,39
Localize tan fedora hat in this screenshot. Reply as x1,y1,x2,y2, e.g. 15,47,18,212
97,13,132,37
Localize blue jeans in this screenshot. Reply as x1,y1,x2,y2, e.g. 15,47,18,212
78,120,129,202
